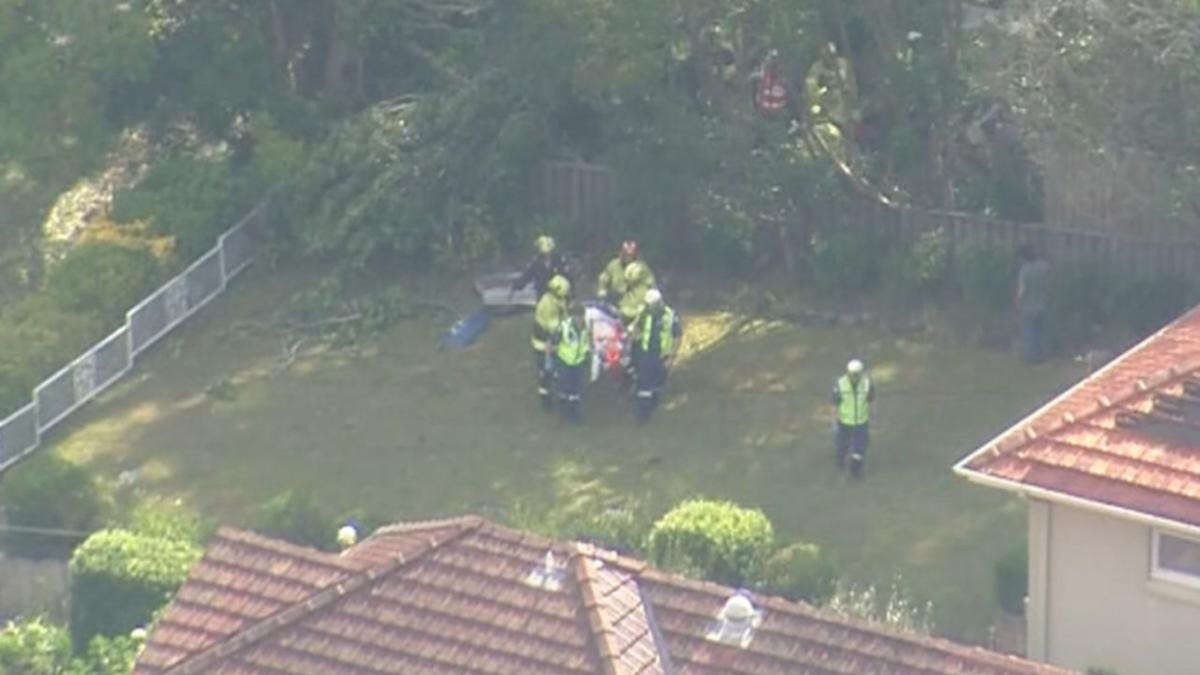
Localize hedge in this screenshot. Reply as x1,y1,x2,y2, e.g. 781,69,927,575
646,499,775,587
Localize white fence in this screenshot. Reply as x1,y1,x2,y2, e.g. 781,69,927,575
0,201,267,475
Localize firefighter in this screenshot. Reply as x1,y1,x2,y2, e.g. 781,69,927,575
618,260,657,326
597,240,639,303
631,289,681,424
550,303,590,424
512,235,572,298
532,275,570,411
832,359,875,478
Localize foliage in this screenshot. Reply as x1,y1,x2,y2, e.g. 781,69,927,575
881,227,950,303
558,504,653,558
1046,262,1115,355
70,632,145,675
957,243,1016,312
825,576,935,635
126,496,212,547
1111,274,1195,337
995,540,1028,615
0,452,108,558
46,241,161,328
759,541,838,605
808,224,884,294
254,488,338,552
0,616,73,675
646,499,775,588
110,153,256,264
0,296,104,417
69,528,201,652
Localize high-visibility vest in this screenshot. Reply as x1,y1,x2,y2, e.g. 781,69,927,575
531,294,565,351
556,319,589,366
837,375,870,426
639,307,676,355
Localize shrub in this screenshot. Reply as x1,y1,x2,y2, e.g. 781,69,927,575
69,529,201,652
0,296,105,417
1046,262,1115,356
759,542,838,605
0,452,108,557
560,504,653,557
126,496,212,546
826,576,934,634
808,224,884,294
254,489,336,551
646,499,775,587
1111,274,1194,337
957,243,1016,311
995,540,1028,615
0,616,73,674
46,241,161,328
73,632,145,675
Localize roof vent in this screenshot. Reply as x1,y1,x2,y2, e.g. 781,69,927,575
705,590,763,648
525,550,567,591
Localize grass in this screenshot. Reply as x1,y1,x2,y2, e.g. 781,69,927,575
41,262,1081,644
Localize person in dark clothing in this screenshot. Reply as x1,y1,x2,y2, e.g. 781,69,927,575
512,235,572,299
632,289,682,424
1016,244,1051,364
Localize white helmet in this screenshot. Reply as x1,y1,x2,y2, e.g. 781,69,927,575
644,288,663,305
846,359,864,374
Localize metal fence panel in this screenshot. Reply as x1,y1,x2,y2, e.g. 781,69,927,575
0,404,38,467
220,213,255,279
186,248,223,311
35,366,76,432
127,285,171,357
83,327,131,401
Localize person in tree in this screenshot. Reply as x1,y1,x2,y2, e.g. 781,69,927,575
597,240,639,303
512,235,571,298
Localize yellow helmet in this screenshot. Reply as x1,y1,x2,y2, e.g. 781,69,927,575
624,261,648,284
535,235,556,255
548,274,570,298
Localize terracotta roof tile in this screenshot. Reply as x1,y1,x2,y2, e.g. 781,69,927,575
138,518,1070,675
959,304,1200,528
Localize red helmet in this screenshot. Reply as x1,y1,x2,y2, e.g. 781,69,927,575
620,240,638,260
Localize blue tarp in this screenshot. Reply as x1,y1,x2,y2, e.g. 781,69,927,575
441,308,492,349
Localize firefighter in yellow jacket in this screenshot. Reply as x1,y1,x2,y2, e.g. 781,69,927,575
532,275,570,411
597,240,639,303
549,304,591,424
618,260,656,326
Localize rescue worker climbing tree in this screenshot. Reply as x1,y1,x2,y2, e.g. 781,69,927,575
550,303,591,424
532,275,570,411
631,288,681,424
832,359,875,478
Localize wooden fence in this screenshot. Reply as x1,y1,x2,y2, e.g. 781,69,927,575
535,159,1200,279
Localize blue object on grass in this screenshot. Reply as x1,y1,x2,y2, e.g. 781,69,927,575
441,307,492,349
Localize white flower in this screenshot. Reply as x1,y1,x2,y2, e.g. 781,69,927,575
906,31,923,42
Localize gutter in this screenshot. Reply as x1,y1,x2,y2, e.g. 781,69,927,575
952,464,1200,539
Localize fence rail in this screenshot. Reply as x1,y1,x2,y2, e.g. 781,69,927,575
0,201,267,476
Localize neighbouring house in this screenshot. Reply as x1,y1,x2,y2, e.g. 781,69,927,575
134,515,1070,674
955,304,1200,674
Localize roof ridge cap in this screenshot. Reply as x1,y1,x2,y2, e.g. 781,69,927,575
367,514,485,537
572,544,665,675
164,530,453,674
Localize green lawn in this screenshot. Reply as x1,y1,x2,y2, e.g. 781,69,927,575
46,263,1080,644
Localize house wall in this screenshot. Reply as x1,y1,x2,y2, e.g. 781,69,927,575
1038,501,1200,674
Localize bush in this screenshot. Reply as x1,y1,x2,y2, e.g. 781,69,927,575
957,243,1016,311
995,540,1028,615
73,632,145,675
0,296,105,417
69,529,200,652
884,227,950,297
47,241,161,327
559,504,653,557
126,496,212,546
1111,274,1194,337
759,542,838,605
826,577,934,634
646,499,775,587
0,452,108,557
808,224,884,294
0,616,73,674
1047,262,1115,356
254,489,336,551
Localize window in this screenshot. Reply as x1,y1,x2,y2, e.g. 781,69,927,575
1152,530,1200,587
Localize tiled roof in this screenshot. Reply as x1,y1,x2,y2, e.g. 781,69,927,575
137,517,1070,675
956,304,1200,528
